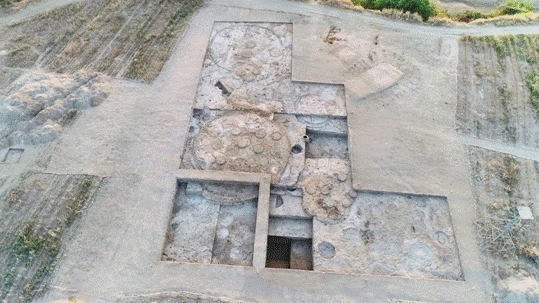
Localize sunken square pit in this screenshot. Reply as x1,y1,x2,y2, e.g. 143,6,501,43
313,192,464,281
162,180,259,266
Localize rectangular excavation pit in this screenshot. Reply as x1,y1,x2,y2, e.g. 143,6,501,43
194,22,346,117
312,192,463,280
267,217,313,271
162,180,258,266
163,170,270,269
305,129,348,160
266,236,313,271
269,186,310,219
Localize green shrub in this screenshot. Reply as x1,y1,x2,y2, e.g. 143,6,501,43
454,10,489,22
497,0,535,15
527,72,539,114
352,0,434,21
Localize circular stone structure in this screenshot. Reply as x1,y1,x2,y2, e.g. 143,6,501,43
194,113,291,183
201,182,260,204
209,24,285,73
318,241,336,259
301,173,354,223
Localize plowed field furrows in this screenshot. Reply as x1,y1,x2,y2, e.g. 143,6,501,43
1,0,203,82
0,172,102,302
457,35,539,148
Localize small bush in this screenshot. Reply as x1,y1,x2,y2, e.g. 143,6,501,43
454,10,489,22
527,72,539,114
497,0,535,15
0,0,24,8
352,0,434,21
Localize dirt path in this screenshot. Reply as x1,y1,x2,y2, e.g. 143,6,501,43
2,0,539,36
211,0,539,37
460,135,539,161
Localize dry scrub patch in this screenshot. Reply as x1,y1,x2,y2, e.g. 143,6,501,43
0,172,102,302
0,0,41,17
468,147,539,301
457,34,539,148
0,0,203,82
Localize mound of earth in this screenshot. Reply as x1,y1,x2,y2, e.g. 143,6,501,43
0,70,110,148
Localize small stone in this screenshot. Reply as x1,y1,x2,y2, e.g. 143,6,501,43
337,172,347,182
321,184,333,195
212,139,223,150
245,40,256,49
217,229,229,239
271,132,282,141
348,189,358,198
233,158,248,169
231,128,241,136
305,184,317,195
252,144,264,154
270,48,281,57
436,231,449,245
318,241,336,259
255,129,266,139
215,153,227,165
237,137,250,148
221,215,234,227
259,157,268,166
199,137,211,146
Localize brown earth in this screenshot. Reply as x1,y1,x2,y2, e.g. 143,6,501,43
0,172,102,302
457,35,539,148
458,35,539,301
0,0,203,83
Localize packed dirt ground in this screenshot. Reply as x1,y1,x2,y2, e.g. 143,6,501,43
0,0,538,302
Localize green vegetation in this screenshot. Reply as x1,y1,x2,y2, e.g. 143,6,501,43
1,221,62,302
60,109,78,126
527,72,539,114
463,34,539,121
451,0,536,22
351,0,536,22
0,0,22,8
0,174,101,302
352,0,434,21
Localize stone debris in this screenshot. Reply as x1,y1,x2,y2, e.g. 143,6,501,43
300,159,355,223
193,112,302,184
0,70,109,148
